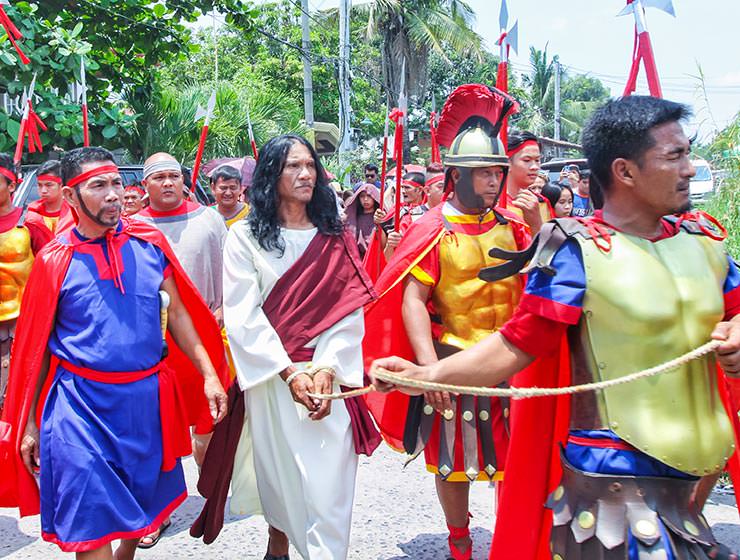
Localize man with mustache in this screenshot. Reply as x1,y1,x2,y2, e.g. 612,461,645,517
371,96,740,560
0,146,229,560
135,153,227,324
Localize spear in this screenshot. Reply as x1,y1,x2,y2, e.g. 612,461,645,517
80,57,90,146
392,61,406,233
14,73,46,167
429,91,441,164
246,106,258,161
191,90,217,188
0,0,29,65
379,97,390,211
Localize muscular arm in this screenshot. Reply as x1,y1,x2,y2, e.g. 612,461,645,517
371,331,534,395
161,275,227,423
402,276,437,365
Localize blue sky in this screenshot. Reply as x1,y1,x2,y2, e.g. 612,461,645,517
307,0,740,142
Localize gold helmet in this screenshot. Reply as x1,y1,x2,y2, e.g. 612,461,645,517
437,84,518,169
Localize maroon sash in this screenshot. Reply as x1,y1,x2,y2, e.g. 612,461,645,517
192,229,378,544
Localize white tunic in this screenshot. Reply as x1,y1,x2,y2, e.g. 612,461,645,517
223,221,364,560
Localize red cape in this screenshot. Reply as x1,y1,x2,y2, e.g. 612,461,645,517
0,218,229,517
362,205,529,450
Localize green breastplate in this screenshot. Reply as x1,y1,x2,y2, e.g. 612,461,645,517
574,230,735,475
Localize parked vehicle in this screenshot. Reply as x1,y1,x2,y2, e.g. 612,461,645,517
540,158,589,184
688,158,714,202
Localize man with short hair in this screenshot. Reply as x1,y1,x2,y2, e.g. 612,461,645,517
359,163,380,189
0,153,51,410
211,164,248,228
28,160,72,234
505,131,553,235
0,146,228,560
193,134,377,560
425,162,445,208
135,153,227,319
123,183,146,216
372,96,740,560
569,165,593,217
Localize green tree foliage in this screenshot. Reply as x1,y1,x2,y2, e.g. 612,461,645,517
0,0,254,159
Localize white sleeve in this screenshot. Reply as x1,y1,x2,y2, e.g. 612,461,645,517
210,211,227,309
310,307,365,387
223,226,292,390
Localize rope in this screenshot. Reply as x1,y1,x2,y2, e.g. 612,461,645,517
307,339,722,401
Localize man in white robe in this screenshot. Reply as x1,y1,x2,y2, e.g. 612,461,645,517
214,134,376,560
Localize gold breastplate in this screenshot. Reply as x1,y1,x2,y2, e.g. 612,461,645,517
0,226,34,322
432,221,522,349
574,231,734,475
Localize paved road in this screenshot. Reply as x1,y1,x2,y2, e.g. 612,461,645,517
2,445,739,559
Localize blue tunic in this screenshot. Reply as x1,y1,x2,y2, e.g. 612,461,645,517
39,224,186,551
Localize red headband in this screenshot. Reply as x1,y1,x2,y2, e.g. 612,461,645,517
506,139,539,157
67,164,120,188
125,184,145,194
425,175,444,188
402,179,424,190
37,174,62,184
0,167,17,183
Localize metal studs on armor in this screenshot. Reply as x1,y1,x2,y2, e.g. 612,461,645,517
466,467,478,479
443,409,454,421
462,410,474,422
683,520,700,537
553,485,565,501
479,410,489,422
439,464,452,477
423,404,434,416
553,555,564,560
577,511,595,529
635,520,657,537
598,362,606,370
503,407,510,418
484,464,496,477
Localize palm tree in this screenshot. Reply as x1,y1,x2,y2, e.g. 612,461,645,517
120,82,305,163
519,45,556,136
359,0,483,108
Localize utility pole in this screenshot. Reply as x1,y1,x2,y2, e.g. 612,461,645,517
338,0,352,184
553,57,561,157
300,0,314,129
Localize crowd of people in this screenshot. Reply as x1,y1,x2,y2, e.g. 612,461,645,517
0,85,738,560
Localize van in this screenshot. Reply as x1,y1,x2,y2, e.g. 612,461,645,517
689,158,714,202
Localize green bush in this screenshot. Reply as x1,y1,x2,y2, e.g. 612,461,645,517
700,175,740,259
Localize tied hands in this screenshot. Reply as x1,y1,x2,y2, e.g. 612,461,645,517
282,365,334,420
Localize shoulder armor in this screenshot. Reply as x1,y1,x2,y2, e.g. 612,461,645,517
478,218,614,283
663,212,727,240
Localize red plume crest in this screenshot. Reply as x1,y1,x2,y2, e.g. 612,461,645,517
436,84,519,148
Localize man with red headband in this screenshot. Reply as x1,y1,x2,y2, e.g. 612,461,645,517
0,153,52,411
425,162,445,209
123,182,147,216
504,131,553,236
0,146,229,560
364,84,529,560
28,160,73,235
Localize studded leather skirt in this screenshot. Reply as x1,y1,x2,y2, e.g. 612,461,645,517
546,458,734,559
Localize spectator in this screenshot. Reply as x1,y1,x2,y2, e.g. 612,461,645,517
345,182,381,258
529,170,548,194
361,163,381,189
542,182,574,218
565,165,593,217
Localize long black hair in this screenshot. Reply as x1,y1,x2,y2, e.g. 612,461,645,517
247,134,343,254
